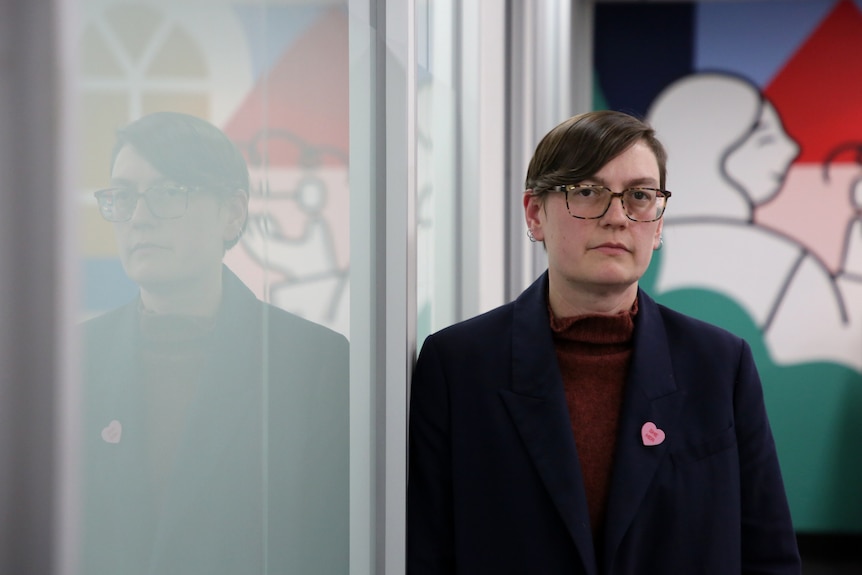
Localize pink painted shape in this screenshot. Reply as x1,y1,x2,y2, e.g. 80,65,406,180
755,163,861,274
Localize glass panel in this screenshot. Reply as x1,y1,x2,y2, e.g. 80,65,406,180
346,3,374,572
75,2,351,573
415,1,508,342
416,0,458,345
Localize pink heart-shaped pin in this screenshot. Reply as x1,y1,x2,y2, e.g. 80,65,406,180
101,420,122,444
641,422,665,446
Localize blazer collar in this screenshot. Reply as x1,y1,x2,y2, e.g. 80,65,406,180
502,272,599,575
502,273,683,575
601,288,682,572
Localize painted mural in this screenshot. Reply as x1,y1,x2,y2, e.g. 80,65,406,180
79,1,349,336
595,0,862,532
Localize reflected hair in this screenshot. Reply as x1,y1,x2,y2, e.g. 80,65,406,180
111,111,250,248
525,110,667,196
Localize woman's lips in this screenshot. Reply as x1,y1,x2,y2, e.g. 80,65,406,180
129,242,169,254
592,242,629,254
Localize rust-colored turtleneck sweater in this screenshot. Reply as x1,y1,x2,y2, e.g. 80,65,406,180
138,309,216,501
549,298,638,541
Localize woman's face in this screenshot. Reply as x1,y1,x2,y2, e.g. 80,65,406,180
110,145,235,295
724,101,799,205
525,140,663,304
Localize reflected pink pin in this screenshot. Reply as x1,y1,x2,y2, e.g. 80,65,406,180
101,419,122,444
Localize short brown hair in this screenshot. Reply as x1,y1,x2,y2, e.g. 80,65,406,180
111,111,250,249
525,110,667,196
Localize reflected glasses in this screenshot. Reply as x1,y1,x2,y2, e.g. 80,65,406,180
93,183,197,222
547,184,671,222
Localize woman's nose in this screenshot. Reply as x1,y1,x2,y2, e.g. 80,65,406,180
601,194,629,224
127,192,156,224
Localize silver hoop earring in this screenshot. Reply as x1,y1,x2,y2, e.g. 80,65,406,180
527,228,537,243
655,235,664,251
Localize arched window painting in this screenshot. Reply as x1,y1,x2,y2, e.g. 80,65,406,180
595,0,862,532
80,1,349,337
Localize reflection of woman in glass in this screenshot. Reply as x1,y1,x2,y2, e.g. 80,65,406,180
647,73,856,370
81,112,348,575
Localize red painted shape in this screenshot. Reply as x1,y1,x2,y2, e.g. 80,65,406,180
765,0,862,164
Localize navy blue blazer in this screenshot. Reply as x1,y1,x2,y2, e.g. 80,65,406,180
80,267,349,575
408,272,800,575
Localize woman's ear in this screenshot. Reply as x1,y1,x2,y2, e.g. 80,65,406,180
653,218,664,250
523,190,545,241
222,188,249,242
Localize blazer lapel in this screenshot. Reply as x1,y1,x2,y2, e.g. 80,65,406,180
83,299,158,571
499,273,599,575
601,290,684,570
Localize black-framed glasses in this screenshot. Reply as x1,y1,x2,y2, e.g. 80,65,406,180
547,184,671,222
93,183,197,222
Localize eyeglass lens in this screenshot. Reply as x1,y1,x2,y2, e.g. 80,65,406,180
95,184,189,222
566,186,666,221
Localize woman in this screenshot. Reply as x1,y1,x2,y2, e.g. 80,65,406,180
407,110,800,574
81,112,348,575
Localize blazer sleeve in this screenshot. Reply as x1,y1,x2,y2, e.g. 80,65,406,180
407,335,456,574
734,340,801,574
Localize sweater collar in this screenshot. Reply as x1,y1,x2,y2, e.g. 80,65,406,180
549,296,638,345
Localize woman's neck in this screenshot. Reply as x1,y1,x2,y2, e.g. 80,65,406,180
139,268,224,317
548,279,638,319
